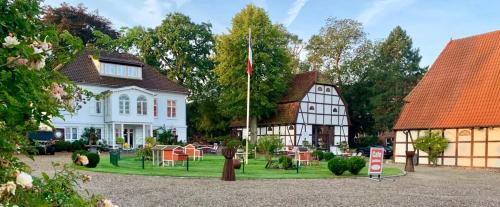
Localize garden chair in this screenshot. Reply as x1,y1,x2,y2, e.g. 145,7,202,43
185,144,203,160
208,143,219,154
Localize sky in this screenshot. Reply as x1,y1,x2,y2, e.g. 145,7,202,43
43,0,500,67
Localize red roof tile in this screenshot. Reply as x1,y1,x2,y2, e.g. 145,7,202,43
394,30,500,129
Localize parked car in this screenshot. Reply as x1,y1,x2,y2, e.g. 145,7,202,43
28,131,57,155
358,145,393,159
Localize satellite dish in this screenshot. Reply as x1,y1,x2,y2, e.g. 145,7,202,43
54,129,63,139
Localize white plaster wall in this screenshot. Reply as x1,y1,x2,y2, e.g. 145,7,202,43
51,84,188,143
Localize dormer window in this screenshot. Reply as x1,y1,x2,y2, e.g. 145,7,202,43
100,62,142,79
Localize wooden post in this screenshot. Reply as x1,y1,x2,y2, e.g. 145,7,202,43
142,155,145,169
485,128,489,167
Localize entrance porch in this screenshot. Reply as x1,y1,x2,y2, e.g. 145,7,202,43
104,122,154,149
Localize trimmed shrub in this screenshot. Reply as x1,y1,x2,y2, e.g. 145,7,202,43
278,155,293,169
323,152,335,161
85,152,100,168
312,150,324,161
328,157,349,176
348,156,366,175
54,140,71,152
70,139,86,151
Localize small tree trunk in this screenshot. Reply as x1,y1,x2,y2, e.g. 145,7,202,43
250,116,258,145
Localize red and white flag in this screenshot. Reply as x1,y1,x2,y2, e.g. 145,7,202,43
247,30,252,76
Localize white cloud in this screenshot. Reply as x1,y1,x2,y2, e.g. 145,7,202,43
112,0,191,28
357,0,415,26
282,0,308,27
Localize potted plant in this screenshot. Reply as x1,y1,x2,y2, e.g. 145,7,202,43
116,137,125,149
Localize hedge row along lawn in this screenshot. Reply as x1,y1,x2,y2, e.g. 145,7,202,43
79,154,402,179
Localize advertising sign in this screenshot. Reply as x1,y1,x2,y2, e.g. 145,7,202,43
368,147,385,176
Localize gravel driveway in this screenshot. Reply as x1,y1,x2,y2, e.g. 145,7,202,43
21,153,500,207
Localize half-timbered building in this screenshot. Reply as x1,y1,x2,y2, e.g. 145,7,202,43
231,71,350,151
393,31,500,168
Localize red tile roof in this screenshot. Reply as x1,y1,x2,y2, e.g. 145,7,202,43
394,30,500,130
59,51,189,94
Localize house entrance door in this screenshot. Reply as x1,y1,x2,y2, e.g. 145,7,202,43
123,128,134,148
312,125,334,149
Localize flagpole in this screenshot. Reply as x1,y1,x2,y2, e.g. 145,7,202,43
245,71,250,164
245,28,251,164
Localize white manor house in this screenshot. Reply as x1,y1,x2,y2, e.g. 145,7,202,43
50,52,188,148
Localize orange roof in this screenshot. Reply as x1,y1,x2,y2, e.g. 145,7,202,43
394,30,500,130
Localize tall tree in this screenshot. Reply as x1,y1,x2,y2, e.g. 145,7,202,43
306,18,365,85
43,3,119,44
214,5,292,143
277,24,304,73
370,26,426,132
140,13,215,100
342,40,379,138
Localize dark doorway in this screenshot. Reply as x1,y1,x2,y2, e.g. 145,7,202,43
124,128,134,148
312,125,334,149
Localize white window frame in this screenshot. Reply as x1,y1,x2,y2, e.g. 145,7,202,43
65,127,71,140
71,127,78,140
167,100,176,118
100,62,142,79
137,96,147,115
119,94,130,114
96,99,102,114
153,98,158,118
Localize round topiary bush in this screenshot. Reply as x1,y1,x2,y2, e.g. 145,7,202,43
328,157,348,176
323,152,335,161
85,152,100,168
348,156,366,175
312,150,324,161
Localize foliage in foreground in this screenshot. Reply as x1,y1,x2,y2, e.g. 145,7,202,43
415,131,448,166
0,0,114,205
0,163,101,206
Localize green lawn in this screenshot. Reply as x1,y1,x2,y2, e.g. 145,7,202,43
80,154,402,179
